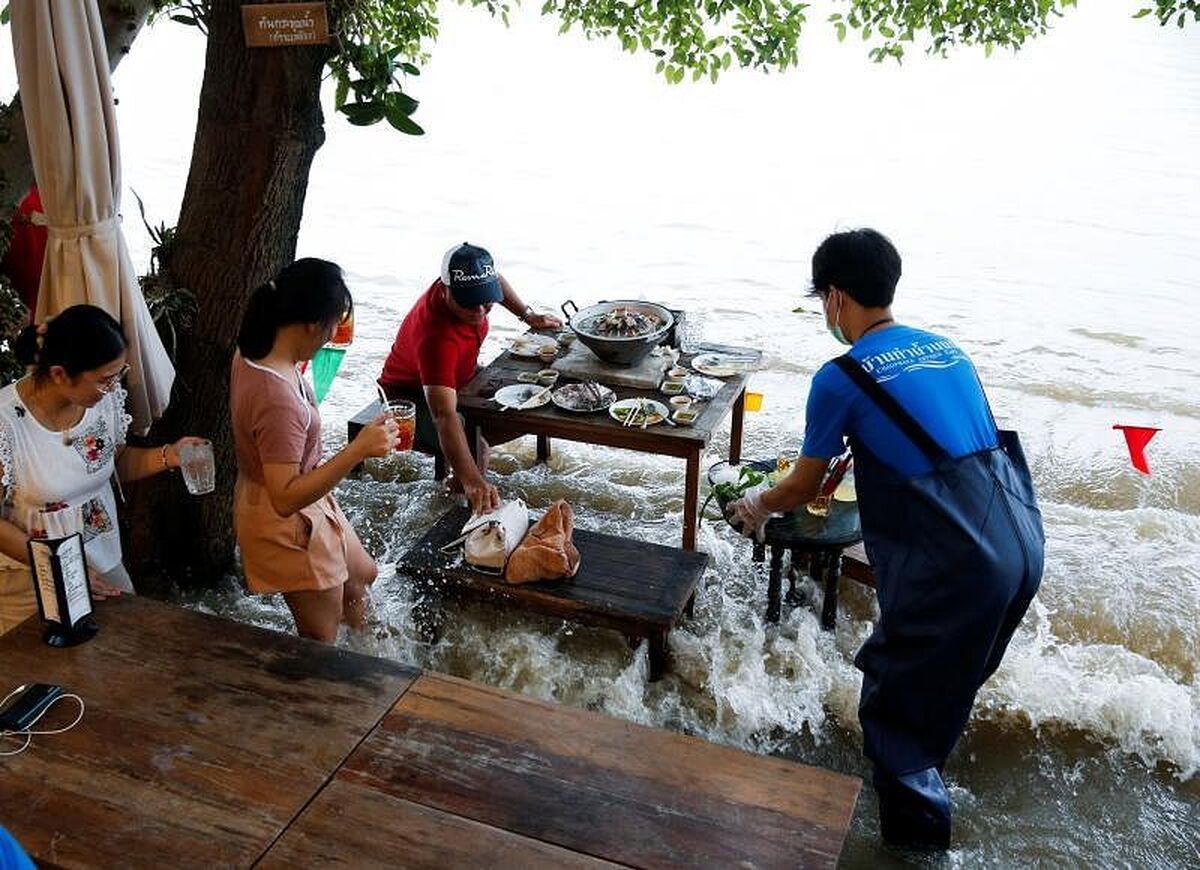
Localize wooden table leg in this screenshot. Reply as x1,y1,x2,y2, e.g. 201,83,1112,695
821,549,840,631
466,418,484,469
766,545,784,623
683,450,700,551
536,435,551,464
648,628,670,681
729,387,746,464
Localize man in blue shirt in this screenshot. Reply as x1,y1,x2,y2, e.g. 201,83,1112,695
730,229,1043,850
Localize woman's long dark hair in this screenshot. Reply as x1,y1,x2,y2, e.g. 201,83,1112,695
237,258,353,360
13,304,127,380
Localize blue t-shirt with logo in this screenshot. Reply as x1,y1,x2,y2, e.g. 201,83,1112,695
801,325,998,477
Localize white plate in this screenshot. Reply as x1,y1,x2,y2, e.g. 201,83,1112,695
552,382,615,413
691,352,757,378
508,334,559,358
494,384,552,410
608,398,669,427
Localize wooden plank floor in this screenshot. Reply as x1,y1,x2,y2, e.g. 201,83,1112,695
1,598,859,868
265,673,860,869
0,597,418,868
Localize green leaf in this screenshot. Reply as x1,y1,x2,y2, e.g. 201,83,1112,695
170,14,198,27
341,102,386,126
400,63,421,76
386,113,425,136
335,77,349,111
386,91,420,116
835,21,846,41
1132,8,1152,18
0,5,9,26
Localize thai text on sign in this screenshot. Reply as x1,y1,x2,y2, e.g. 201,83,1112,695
241,2,330,47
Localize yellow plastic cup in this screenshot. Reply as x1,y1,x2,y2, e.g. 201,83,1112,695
744,391,764,412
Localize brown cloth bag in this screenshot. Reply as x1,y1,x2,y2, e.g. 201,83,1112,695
504,500,581,584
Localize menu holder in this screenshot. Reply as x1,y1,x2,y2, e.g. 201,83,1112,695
28,531,97,648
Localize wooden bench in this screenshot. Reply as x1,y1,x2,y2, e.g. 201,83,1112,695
840,542,875,587
348,398,447,480
398,506,709,680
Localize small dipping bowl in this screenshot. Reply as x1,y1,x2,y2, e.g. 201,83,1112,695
672,408,699,426
667,366,689,379
517,371,540,383
536,369,560,387
669,395,692,410
660,380,685,395
556,331,576,348
537,345,559,363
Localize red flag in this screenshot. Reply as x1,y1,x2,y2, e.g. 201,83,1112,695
1113,425,1160,475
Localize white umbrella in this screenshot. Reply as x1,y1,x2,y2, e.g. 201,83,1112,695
11,0,174,434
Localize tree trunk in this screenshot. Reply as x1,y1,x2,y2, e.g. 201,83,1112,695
0,0,154,214
124,0,334,584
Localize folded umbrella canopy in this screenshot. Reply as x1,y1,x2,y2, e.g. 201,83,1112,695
11,0,174,433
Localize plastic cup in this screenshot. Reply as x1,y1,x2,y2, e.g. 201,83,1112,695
537,344,559,363
179,440,216,495
387,400,416,452
669,395,692,410
806,495,831,517
537,369,559,387
329,311,354,348
556,331,576,348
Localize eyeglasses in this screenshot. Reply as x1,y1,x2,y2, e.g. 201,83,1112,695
96,363,131,393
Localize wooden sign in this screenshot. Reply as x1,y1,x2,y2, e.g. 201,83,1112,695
242,2,329,48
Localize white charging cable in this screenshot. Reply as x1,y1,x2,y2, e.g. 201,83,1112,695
0,684,86,757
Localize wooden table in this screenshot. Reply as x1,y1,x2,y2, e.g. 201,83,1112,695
0,597,859,868
458,342,757,551
399,506,709,679
260,673,861,869
0,596,417,867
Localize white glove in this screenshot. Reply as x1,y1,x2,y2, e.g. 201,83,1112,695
729,490,771,542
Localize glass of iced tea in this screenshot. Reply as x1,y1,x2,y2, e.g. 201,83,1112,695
386,399,416,452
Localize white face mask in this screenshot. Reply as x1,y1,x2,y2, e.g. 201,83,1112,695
825,291,851,346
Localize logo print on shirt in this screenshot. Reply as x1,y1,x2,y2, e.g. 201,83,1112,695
859,338,968,383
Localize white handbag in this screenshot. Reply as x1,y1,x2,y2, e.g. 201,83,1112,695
462,499,530,572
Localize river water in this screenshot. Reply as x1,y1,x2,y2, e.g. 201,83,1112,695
6,2,1199,864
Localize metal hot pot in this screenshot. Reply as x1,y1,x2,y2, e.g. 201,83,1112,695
560,300,674,367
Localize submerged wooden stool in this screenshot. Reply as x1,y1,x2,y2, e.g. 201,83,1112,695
751,500,862,629
398,506,708,679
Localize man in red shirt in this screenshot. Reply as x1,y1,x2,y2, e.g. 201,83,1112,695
379,243,560,514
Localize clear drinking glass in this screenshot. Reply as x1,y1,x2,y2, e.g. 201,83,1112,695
678,310,704,355
776,448,800,475
179,440,216,495
806,495,831,517
387,400,416,452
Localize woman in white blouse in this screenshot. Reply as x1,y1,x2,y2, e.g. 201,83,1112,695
0,305,202,635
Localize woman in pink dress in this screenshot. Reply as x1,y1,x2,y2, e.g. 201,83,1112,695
230,259,394,642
